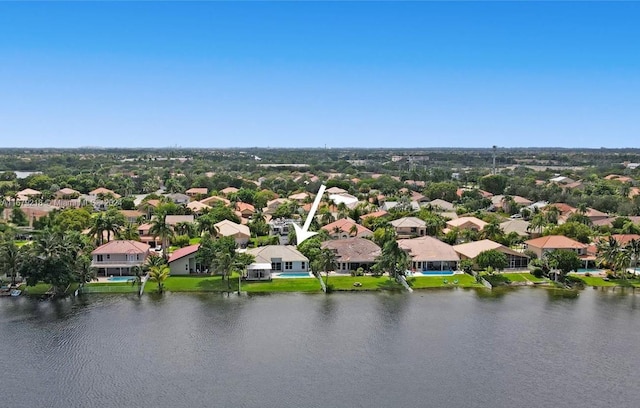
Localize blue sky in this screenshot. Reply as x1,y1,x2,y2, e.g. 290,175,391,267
1,2,639,149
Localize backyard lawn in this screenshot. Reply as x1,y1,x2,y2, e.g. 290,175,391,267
407,273,482,289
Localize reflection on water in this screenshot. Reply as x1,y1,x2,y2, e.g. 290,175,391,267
1,288,640,408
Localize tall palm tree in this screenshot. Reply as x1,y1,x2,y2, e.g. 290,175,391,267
174,221,194,237
0,239,23,285
313,247,338,288
117,223,141,241
374,238,410,280
149,215,174,259
627,239,640,275
527,213,547,235
89,212,108,246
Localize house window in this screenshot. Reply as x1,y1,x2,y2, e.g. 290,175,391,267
301,262,306,270
185,264,188,271
285,262,293,270
97,255,103,262
106,254,110,260
272,262,282,271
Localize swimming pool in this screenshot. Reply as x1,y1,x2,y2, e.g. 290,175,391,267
275,273,312,278
573,268,603,274
107,276,135,282
417,270,455,276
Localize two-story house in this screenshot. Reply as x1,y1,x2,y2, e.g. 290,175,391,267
390,217,427,239
91,240,151,276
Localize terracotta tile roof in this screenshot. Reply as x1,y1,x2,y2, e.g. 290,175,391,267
525,235,587,249
168,244,200,263
359,210,388,220
321,218,373,236
235,202,255,213
547,203,576,215
92,240,150,255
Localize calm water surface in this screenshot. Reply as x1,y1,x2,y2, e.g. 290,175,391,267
1,288,639,408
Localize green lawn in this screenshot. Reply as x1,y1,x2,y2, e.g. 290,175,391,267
501,273,548,283
574,276,640,287
241,277,322,293
328,275,403,291
18,282,80,296
146,274,239,293
407,273,482,289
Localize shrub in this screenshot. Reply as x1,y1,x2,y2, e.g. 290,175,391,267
532,267,544,278
172,234,190,248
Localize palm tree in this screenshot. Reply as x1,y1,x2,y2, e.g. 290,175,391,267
481,221,504,242
528,213,547,235
374,238,410,280
349,224,359,237
117,223,141,241
148,264,170,294
149,215,174,259
130,265,145,295
174,221,194,237
74,255,97,289
89,212,108,246
313,247,338,288
596,236,629,279
0,239,23,285
627,239,640,275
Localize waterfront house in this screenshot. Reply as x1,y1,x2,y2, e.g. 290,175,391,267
453,239,529,270
321,237,381,273
91,240,150,276
244,263,273,281
245,245,309,274
524,235,592,267
168,244,202,275
398,236,460,272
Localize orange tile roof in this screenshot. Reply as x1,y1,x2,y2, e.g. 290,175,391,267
525,235,587,249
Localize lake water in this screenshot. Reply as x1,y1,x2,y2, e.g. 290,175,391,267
2,288,640,408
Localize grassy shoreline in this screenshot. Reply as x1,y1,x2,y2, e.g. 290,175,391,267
14,272,640,297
